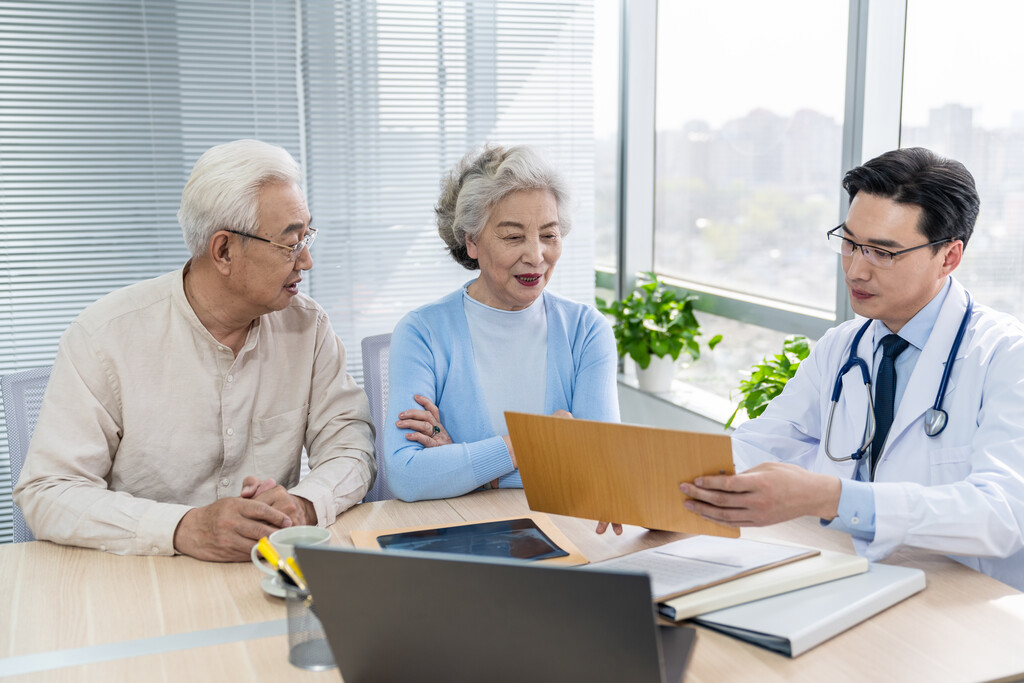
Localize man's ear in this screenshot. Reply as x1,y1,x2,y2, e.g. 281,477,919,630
940,239,963,275
209,231,234,275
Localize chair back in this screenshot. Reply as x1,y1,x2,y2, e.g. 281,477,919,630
360,333,393,502
1,366,51,542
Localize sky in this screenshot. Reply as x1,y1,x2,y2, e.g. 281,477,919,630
593,0,1024,135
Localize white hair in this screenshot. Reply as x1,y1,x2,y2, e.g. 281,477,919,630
177,139,302,257
436,144,572,270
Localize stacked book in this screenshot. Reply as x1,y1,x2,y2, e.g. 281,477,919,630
588,536,925,657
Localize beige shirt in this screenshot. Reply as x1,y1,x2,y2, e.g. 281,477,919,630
14,265,376,555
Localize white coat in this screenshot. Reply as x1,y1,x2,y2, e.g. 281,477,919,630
733,277,1024,591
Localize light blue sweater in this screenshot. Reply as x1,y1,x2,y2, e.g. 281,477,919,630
385,283,620,501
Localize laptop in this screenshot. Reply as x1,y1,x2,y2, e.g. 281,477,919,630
505,411,738,536
296,545,697,683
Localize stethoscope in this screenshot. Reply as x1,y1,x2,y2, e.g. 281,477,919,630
824,292,973,462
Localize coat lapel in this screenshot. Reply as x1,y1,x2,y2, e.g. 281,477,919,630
884,279,970,449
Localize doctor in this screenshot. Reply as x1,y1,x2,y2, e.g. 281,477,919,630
681,148,1024,591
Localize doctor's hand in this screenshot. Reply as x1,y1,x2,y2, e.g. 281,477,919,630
397,394,453,448
679,462,842,527
173,497,293,562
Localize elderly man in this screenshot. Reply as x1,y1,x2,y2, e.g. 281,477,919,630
14,139,375,561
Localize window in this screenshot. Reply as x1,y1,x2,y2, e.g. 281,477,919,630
653,1,849,315
302,0,600,382
0,0,302,544
593,0,621,271
0,0,602,543
902,0,1024,320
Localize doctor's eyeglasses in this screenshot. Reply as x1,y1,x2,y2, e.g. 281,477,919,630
826,226,951,268
225,227,317,261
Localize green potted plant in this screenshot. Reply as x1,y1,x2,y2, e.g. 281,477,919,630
726,335,810,429
597,272,722,393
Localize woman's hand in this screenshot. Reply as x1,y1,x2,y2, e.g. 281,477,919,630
396,394,453,448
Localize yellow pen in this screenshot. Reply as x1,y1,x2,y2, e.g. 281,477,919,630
285,556,307,586
256,537,306,591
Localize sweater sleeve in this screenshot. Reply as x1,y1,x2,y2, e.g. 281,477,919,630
565,307,620,422
383,312,515,501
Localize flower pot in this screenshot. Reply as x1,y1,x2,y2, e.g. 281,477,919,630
635,354,677,393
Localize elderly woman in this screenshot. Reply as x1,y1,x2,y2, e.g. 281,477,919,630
383,144,620,506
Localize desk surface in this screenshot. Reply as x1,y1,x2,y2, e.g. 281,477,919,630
2,489,1023,682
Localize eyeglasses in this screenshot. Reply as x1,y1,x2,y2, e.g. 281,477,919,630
225,227,317,261
826,226,951,269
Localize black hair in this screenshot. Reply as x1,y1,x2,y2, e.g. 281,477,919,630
842,147,979,250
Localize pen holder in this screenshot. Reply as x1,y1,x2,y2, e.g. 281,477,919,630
285,588,336,671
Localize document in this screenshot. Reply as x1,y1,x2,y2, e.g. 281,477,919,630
586,536,817,602
693,563,926,657
659,548,868,621
505,411,739,537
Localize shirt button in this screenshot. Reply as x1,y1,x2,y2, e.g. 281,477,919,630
226,427,234,436
100,545,107,551
152,546,159,553
226,374,234,383
850,516,860,525
220,478,230,487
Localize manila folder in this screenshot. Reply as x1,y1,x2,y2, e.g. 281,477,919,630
505,411,738,537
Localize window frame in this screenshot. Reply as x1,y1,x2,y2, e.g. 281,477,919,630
613,0,909,340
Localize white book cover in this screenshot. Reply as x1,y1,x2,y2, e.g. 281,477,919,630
659,549,868,621
693,563,926,657
588,536,816,601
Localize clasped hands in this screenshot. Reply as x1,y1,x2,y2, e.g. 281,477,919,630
173,475,316,562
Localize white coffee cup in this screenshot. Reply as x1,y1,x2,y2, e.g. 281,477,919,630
251,525,332,579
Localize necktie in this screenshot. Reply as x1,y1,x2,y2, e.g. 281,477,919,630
870,334,910,480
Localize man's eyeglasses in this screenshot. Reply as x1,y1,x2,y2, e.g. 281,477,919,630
225,227,317,261
826,226,951,269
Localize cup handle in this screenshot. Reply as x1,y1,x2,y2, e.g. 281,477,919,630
251,543,280,578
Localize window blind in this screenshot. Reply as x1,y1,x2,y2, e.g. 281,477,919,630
0,0,302,544
300,0,598,385
0,0,599,545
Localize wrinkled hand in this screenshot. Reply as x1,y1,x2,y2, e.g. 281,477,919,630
680,462,842,527
397,394,453,448
241,476,316,526
594,521,623,536
240,476,277,499
173,496,293,562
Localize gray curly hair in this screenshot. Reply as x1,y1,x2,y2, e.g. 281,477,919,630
178,139,302,258
436,145,571,270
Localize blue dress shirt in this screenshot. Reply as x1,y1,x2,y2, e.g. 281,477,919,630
827,278,951,539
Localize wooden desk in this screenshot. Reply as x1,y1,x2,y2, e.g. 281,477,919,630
2,489,1023,682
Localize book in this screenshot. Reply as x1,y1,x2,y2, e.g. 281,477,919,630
659,548,868,621
586,536,818,602
693,563,926,657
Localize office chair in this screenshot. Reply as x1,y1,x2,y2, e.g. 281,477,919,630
360,333,394,502
1,365,51,543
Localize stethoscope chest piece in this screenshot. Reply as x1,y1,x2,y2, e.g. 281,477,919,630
924,407,948,437
825,291,972,461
